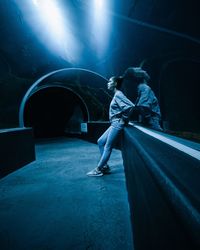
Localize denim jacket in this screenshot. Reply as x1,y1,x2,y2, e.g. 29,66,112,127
109,90,135,125
136,83,161,117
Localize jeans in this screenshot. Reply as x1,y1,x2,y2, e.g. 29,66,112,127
136,106,163,131
97,121,124,169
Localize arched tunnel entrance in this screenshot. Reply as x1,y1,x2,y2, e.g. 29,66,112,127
24,86,89,138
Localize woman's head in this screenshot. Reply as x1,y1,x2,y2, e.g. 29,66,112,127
123,67,150,84
107,76,123,91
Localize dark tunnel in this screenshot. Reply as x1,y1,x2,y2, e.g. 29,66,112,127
159,59,200,132
24,86,88,138
0,1,200,250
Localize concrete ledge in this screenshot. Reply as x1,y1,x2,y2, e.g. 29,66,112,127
121,125,200,250
0,127,35,178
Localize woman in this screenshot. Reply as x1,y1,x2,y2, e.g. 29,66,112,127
123,67,163,131
135,81,163,131
87,76,135,177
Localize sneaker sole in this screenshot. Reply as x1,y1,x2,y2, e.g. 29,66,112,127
86,173,103,177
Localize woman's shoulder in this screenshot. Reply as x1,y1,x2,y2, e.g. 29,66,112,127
138,83,150,91
115,90,125,98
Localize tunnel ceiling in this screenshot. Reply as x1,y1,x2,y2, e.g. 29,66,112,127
0,0,200,133
0,0,199,79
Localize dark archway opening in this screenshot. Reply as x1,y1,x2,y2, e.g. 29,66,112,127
24,87,88,138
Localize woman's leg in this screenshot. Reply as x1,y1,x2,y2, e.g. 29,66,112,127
97,126,122,169
97,126,112,156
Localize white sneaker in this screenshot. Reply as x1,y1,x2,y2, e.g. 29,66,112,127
87,167,103,177
101,165,111,174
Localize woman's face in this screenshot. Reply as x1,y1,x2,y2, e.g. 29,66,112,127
107,77,116,91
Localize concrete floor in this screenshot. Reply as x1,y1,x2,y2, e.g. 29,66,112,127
0,137,133,250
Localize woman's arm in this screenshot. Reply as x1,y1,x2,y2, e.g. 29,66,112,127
115,91,135,123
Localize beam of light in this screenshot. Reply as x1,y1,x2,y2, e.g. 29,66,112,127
94,0,104,10
32,0,39,6
31,0,81,63
78,1,200,45
32,0,68,46
89,0,111,58
16,0,81,63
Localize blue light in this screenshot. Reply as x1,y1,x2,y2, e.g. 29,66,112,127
94,0,104,10
89,0,111,58
15,0,81,63
32,0,66,41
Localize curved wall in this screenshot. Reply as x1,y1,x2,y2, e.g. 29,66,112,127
19,68,111,129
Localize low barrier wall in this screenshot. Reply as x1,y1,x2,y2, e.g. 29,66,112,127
0,127,35,178
121,125,200,250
